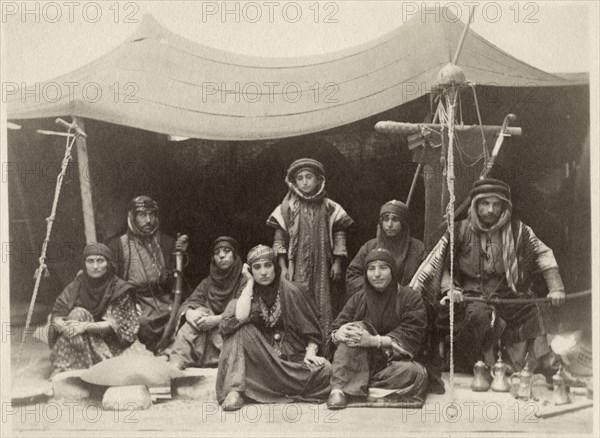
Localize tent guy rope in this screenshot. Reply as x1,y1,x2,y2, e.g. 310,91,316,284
15,118,87,372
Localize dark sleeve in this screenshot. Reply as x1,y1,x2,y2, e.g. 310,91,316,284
219,299,262,337
329,292,361,334
385,287,427,359
323,292,361,358
175,279,211,329
345,242,372,298
51,276,80,318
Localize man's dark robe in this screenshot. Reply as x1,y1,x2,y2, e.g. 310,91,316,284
411,219,563,370
107,231,176,353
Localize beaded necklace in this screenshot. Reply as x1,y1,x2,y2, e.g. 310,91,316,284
257,291,282,327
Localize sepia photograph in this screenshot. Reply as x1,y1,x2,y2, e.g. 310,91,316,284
1,1,597,436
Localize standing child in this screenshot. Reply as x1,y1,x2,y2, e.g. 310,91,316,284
267,158,354,332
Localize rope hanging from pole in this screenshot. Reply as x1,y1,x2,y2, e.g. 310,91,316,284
15,119,84,372
444,87,459,401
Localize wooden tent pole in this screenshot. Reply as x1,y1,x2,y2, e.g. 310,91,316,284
72,116,96,243
452,6,476,65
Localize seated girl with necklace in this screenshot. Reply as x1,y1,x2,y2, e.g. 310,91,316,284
216,245,331,411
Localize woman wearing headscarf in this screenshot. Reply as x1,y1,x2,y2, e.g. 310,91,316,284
267,158,354,333
216,245,331,411
49,243,144,375
326,248,428,410
163,237,246,369
346,200,426,298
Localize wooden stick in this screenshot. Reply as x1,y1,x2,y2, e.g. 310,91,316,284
535,400,593,419
406,163,423,209
72,116,97,243
441,290,590,306
452,5,477,65
375,121,522,140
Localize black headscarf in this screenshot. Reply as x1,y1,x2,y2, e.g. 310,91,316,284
203,237,244,314
50,243,132,346
362,249,400,334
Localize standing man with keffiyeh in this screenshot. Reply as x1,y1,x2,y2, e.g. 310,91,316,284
267,158,354,333
411,178,565,374
107,195,189,353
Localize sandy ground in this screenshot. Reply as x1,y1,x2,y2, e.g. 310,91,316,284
4,328,595,437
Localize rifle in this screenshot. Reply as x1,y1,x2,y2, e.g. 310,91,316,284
158,249,184,351
435,113,518,235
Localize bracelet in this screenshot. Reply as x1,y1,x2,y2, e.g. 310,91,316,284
330,329,339,342
376,335,382,349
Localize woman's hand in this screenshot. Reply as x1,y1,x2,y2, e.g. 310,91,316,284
345,326,376,348
334,323,363,344
64,321,88,338
330,258,343,282
304,352,327,369
242,263,254,282
186,308,210,329
195,315,221,331
303,342,326,369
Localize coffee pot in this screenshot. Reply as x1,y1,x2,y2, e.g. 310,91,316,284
552,365,571,406
490,353,512,392
471,360,491,392
510,361,545,400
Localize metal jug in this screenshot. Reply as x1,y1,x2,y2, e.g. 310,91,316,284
552,365,571,406
490,354,511,392
471,360,491,392
510,361,545,400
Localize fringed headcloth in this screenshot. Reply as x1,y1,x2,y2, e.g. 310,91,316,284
127,195,159,236
247,244,275,266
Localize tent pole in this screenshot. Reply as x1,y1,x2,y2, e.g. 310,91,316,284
72,116,96,243
452,6,476,65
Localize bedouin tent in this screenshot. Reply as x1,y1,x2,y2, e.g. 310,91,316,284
7,13,583,139
7,11,589,328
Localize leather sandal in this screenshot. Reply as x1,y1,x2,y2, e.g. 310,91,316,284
222,391,244,411
326,389,347,410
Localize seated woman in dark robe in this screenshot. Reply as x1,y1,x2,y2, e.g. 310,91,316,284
217,245,331,411
49,243,146,376
327,248,429,409
162,236,246,369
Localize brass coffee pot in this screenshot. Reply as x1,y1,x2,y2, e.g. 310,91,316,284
552,365,571,406
471,360,491,392
510,361,545,400
490,353,512,392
